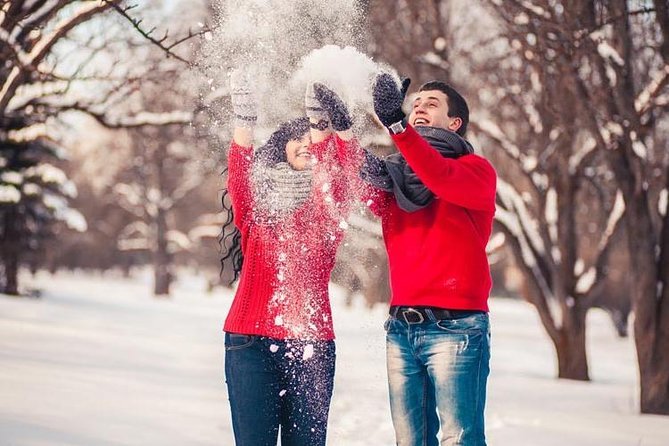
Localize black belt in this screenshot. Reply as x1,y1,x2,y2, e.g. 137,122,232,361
389,306,484,324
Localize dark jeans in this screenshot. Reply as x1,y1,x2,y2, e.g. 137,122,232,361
224,333,336,446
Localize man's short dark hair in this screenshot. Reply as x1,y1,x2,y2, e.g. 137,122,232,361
418,81,469,136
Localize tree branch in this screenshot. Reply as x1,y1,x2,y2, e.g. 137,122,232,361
493,216,560,341
58,102,193,128
0,0,119,113
102,0,213,65
636,64,669,116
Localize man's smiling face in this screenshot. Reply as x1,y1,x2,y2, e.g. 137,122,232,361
408,89,462,133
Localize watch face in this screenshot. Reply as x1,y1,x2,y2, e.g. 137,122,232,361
389,121,405,134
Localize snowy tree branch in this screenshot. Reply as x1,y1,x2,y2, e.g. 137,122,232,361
470,118,521,163
576,190,626,298
0,1,119,113
15,0,75,51
496,178,555,283
656,165,669,302
102,0,213,65
169,173,202,208
50,102,193,128
574,7,657,40
635,64,669,116
492,213,560,339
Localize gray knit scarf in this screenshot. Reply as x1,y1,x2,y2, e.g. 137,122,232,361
251,162,312,218
361,126,474,212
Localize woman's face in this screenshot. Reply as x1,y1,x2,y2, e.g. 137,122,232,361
285,133,313,171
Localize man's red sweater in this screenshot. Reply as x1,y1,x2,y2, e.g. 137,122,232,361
224,135,360,340
368,125,497,312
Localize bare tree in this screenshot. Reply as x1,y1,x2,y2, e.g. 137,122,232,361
367,0,454,82
465,1,632,382
112,123,209,296
0,1,202,294
365,0,662,388
481,0,669,413
0,1,123,294
368,0,599,380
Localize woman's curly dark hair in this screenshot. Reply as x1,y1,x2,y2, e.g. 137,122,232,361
219,117,310,285
219,181,244,285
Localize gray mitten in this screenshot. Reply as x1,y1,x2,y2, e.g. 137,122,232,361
305,83,329,125
230,68,258,128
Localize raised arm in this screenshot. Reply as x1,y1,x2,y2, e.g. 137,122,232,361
309,83,368,203
392,125,496,212
359,148,393,217
333,134,364,198
308,83,360,171
227,141,254,228
230,68,258,146
227,68,259,226
305,83,333,145
371,72,495,212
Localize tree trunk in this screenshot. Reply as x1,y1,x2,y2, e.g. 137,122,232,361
554,309,590,381
616,149,669,414
603,2,669,414
640,166,669,414
152,135,172,298
154,264,171,296
153,207,171,297
637,333,669,414
1,209,21,295
632,222,669,414
2,253,20,295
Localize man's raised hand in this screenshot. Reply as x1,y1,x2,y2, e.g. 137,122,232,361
373,73,411,128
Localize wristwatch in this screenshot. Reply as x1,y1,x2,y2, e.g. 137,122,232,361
388,120,406,135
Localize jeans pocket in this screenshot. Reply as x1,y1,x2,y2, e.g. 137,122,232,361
225,333,256,351
434,314,487,335
384,317,400,333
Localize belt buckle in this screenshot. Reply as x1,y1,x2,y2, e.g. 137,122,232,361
402,308,424,324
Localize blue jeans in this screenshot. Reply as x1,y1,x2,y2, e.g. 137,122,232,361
224,333,336,446
385,309,490,446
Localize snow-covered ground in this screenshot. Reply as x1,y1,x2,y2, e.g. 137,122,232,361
0,271,667,446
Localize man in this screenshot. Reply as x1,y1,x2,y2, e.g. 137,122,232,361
365,73,496,446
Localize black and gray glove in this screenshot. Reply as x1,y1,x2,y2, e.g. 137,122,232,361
230,68,258,128
373,73,411,128
313,83,353,132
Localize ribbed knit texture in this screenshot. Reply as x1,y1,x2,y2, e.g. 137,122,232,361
224,135,362,340
251,161,313,218
367,125,497,311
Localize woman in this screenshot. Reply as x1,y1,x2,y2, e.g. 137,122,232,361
220,71,361,446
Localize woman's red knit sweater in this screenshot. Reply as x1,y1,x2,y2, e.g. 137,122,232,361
224,135,360,340
368,125,497,312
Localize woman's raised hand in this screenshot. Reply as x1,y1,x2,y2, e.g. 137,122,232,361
230,68,258,129
313,83,353,132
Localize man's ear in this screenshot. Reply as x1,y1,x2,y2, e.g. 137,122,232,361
448,117,463,133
